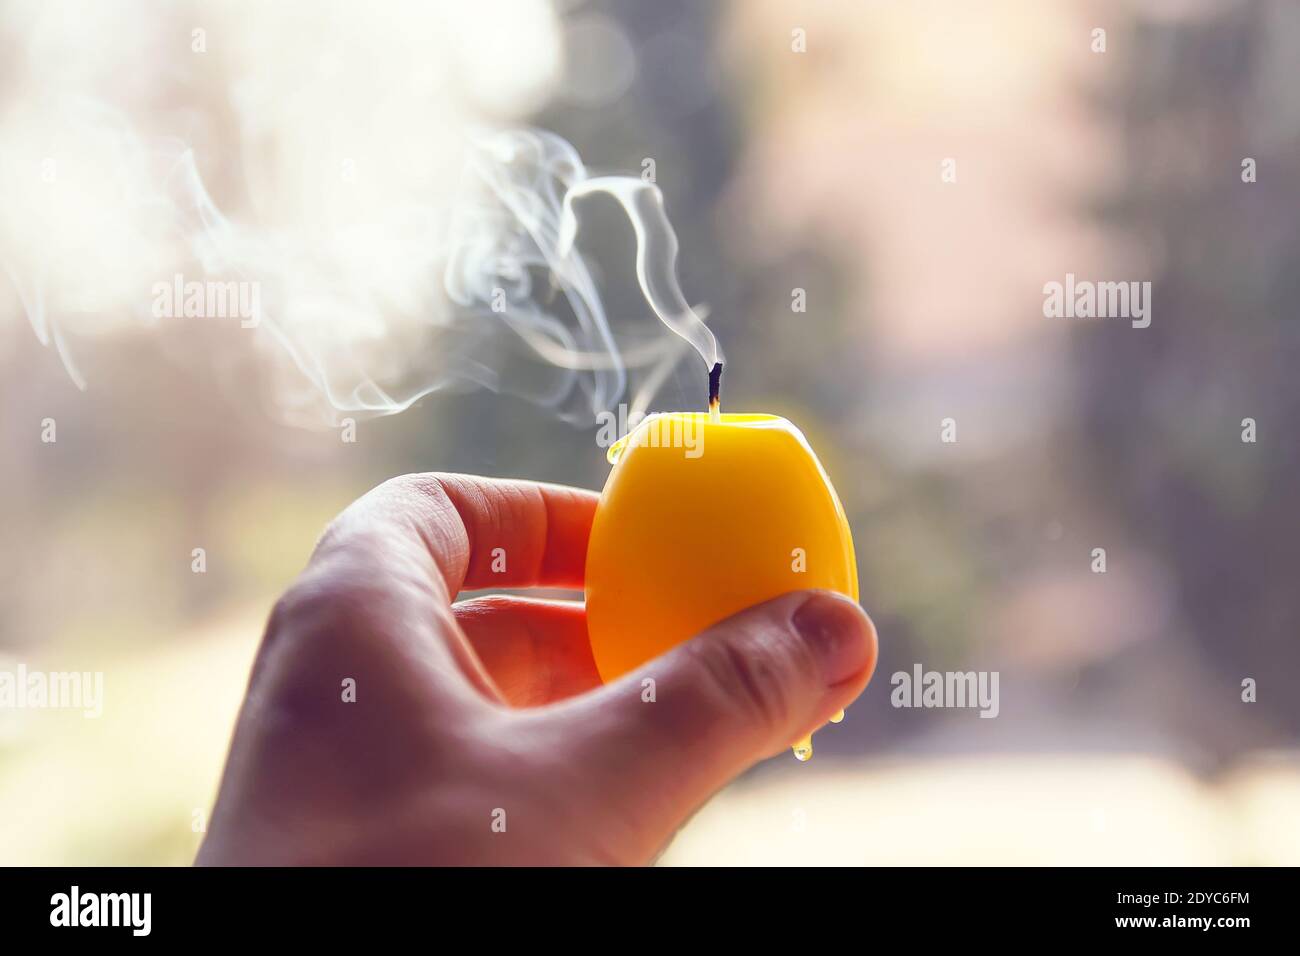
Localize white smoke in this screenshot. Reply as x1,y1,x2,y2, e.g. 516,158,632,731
0,0,719,428
446,129,721,421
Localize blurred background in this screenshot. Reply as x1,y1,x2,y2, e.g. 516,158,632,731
2,0,1298,865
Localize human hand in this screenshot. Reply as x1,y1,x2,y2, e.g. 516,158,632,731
197,474,877,865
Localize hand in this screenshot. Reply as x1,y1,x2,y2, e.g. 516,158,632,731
197,473,877,865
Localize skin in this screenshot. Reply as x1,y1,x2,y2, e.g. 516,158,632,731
197,473,878,866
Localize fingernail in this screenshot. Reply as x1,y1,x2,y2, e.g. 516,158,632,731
792,592,873,686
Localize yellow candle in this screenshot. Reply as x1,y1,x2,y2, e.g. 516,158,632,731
585,408,859,760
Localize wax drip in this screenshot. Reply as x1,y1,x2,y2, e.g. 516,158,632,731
793,711,845,762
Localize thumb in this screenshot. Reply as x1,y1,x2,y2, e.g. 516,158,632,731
537,590,876,850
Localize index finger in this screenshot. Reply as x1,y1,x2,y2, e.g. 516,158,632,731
316,473,600,600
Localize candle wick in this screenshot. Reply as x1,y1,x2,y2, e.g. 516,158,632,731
708,361,723,422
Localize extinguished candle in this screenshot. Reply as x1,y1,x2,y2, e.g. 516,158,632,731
585,366,859,761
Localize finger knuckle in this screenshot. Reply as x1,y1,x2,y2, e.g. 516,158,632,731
691,631,799,734
380,471,457,506
269,573,377,649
